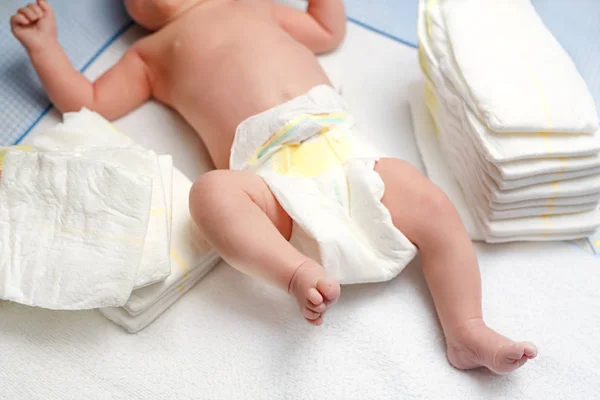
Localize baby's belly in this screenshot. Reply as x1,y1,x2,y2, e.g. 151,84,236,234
166,43,331,169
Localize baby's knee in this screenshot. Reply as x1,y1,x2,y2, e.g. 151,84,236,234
189,170,233,218
421,185,455,221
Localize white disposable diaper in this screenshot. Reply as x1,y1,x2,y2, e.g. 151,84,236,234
0,150,152,309
34,109,172,288
427,0,599,134
419,0,600,166
409,82,600,242
100,167,221,333
230,85,417,284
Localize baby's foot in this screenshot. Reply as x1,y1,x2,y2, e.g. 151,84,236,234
446,319,537,374
288,259,341,326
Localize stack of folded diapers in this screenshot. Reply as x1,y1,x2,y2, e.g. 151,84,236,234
0,109,220,333
416,0,600,242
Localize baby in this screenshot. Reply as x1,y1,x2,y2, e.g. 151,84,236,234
12,0,536,373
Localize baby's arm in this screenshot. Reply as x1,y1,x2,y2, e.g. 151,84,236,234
271,0,346,54
10,1,151,120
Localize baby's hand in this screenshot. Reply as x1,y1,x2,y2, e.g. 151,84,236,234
10,0,57,53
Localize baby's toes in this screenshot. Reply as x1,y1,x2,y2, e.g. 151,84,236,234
302,307,321,321
502,343,527,361
523,342,538,359
316,279,341,304
307,287,323,306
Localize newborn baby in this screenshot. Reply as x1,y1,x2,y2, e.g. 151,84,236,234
12,0,537,373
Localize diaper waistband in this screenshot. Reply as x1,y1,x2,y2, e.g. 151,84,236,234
229,85,349,170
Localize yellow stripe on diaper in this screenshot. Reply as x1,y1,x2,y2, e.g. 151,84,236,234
150,208,167,216
0,146,32,169
170,249,189,280
541,214,552,238
103,119,126,135
425,0,438,37
177,283,186,296
423,82,442,135
529,71,553,132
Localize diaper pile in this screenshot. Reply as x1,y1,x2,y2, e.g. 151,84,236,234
0,109,221,332
416,0,600,242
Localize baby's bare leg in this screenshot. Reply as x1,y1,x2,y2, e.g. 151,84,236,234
375,158,536,374
189,170,340,325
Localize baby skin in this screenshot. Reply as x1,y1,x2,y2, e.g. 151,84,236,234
12,0,536,373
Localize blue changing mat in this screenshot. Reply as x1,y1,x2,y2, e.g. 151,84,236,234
0,0,131,145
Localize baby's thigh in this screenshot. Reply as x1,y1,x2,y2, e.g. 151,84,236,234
374,158,457,244
190,169,293,239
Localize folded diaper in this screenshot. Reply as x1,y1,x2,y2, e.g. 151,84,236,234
409,81,600,243
497,154,600,182
230,85,417,284
0,150,152,309
419,0,600,165
428,0,599,134
34,108,136,150
100,166,222,333
34,109,172,288
415,0,600,242
159,155,174,240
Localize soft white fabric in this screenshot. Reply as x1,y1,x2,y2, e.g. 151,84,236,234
100,168,222,332
34,109,172,288
420,0,600,164
0,150,152,309
409,82,600,242
231,85,417,285
433,0,598,134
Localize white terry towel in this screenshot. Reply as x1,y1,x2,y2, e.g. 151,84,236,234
34,109,171,288
427,0,599,134
0,150,152,309
419,0,600,164
100,167,222,333
409,81,600,242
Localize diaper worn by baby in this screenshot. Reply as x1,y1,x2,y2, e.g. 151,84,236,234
230,85,417,285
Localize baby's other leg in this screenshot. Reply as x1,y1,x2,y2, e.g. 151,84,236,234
375,158,536,374
189,170,340,325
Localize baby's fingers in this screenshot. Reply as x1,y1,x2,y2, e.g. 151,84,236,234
19,4,42,22
10,13,30,28
37,0,51,13
27,3,44,18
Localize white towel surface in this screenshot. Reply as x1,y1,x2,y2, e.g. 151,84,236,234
1,22,599,400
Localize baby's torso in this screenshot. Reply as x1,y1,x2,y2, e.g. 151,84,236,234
136,0,331,168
